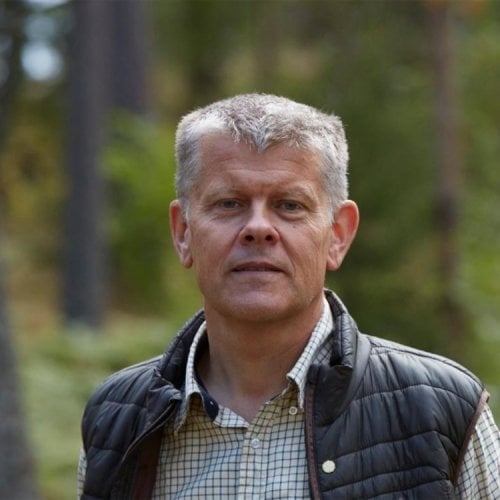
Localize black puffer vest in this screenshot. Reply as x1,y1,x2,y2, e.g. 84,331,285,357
81,291,486,499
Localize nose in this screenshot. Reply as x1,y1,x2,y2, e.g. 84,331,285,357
239,203,279,245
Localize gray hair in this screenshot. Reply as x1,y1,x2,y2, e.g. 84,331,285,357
175,93,349,217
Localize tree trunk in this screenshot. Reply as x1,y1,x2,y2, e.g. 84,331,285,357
0,3,39,497
253,1,280,90
0,231,38,499
109,0,149,114
63,0,151,328
428,1,465,353
63,0,111,328
0,0,25,153
182,1,222,106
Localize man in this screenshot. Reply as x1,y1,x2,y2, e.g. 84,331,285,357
78,94,499,499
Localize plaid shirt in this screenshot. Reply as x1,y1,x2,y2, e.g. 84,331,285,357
78,300,500,498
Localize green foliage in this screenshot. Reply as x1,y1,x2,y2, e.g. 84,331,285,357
458,8,500,413
3,2,500,498
0,94,64,265
19,319,176,500
307,6,441,352
104,114,202,321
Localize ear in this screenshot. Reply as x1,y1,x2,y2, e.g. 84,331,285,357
169,200,193,268
326,200,359,271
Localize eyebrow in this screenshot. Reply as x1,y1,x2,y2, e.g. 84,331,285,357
202,182,317,199
273,185,320,205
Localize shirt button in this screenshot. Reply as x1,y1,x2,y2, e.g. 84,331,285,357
322,460,336,474
289,406,298,415
250,438,260,449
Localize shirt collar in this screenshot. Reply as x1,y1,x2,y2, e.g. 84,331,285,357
174,320,209,431
286,295,334,408
175,294,334,429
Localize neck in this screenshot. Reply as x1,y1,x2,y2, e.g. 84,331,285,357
197,299,324,422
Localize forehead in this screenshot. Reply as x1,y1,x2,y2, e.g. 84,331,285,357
198,134,321,178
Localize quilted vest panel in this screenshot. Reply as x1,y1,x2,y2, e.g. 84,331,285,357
310,335,483,499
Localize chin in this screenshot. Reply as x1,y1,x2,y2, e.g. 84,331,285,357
221,298,300,324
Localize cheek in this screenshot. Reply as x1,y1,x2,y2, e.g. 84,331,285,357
289,233,329,269
307,233,332,270
190,231,222,270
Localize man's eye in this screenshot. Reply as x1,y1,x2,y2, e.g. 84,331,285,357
278,201,302,211
218,199,241,209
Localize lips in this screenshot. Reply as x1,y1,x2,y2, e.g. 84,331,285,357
232,262,282,273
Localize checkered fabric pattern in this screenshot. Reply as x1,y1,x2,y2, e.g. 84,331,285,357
456,402,500,497
77,299,500,498
151,299,334,499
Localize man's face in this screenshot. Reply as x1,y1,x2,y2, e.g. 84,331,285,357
171,135,355,325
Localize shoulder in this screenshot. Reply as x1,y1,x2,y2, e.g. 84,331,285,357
84,355,162,410
81,356,163,451
84,310,206,410
363,334,483,408
351,334,487,459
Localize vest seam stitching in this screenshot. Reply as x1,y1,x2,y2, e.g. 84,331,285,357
352,382,478,410
328,471,450,494
329,428,460,459
370,344,478,381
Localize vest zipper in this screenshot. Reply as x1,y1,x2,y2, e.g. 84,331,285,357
305,365,321,500
113,401,179,499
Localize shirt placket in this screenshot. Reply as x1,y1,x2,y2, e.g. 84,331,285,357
237,400,281,499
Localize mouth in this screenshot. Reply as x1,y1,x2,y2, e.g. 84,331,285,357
232,262,283,273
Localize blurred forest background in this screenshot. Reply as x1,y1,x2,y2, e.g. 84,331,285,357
0,0,499,498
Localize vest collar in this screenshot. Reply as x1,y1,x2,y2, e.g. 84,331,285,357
308,290,371,426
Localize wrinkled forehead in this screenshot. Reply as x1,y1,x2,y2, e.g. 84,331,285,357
198,133,321,170
193,134,326,197
191,137,326,208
